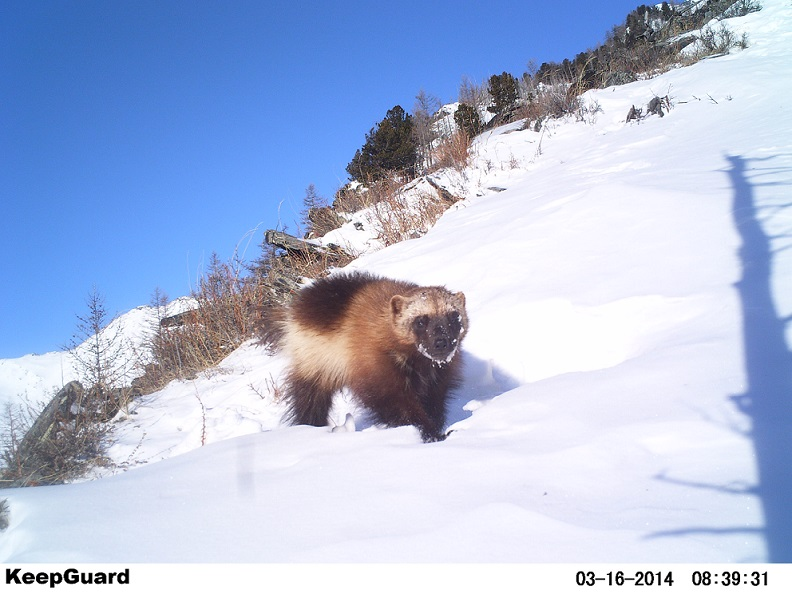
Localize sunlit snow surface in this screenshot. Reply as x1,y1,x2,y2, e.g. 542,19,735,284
3,0,792,563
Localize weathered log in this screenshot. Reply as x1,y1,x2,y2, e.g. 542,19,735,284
425,176,462,204
265,230,323,254
265,229,351,258
160,309,198,328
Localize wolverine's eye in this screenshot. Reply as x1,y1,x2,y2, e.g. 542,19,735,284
413,315,429,333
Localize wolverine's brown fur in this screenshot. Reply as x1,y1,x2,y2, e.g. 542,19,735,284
259,271,468,442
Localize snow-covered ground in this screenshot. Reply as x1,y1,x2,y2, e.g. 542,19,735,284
0,297,195,411
2,0,791,567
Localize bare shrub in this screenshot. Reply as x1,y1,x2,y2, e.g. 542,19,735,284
516,70,583,128
330,176,449,246
194,388,207,447
305,205,344,238
0,384,116,487
458,75,491,113
366,179,451,247
715,0,762,19
136,253,268,393
249,374,283,402
694,23,749,58
431,129,471,174
258,239,354,301
333,183,377,214
0,498,8,530
193,253,260,348
413,89,442,174
575,98,604,125
536,82,580,120
0,401,31,485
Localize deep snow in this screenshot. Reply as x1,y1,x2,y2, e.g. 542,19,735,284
2,0,791,566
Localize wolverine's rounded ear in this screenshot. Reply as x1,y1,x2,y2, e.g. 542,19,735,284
453,292,466,307
391,295,406,319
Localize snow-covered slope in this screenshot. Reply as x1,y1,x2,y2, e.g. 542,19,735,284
2,0,791,564
0,297,196,410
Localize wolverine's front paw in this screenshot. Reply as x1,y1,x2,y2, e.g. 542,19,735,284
420,429,448,443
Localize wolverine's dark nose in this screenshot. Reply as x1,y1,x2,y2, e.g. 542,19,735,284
434,336,448,350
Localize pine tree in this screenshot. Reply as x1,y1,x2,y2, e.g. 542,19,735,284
300,183,322,230
346,105,418,183
454,103,482,139
488,72,519,117
68,287,130,394
661,1,672,21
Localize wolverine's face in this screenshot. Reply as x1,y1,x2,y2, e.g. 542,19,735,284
411,310,466,363
391,289,468,364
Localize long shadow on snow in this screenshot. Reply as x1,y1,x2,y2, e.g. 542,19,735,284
728,154,792,563
648,155,792,562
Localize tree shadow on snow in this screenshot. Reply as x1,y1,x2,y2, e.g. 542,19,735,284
648,154,792,562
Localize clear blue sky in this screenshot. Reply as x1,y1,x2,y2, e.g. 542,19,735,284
1,0,641,358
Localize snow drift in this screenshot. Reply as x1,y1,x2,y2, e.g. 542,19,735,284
2,0,791,564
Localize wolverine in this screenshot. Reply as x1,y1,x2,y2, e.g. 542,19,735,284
259,271,468,442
